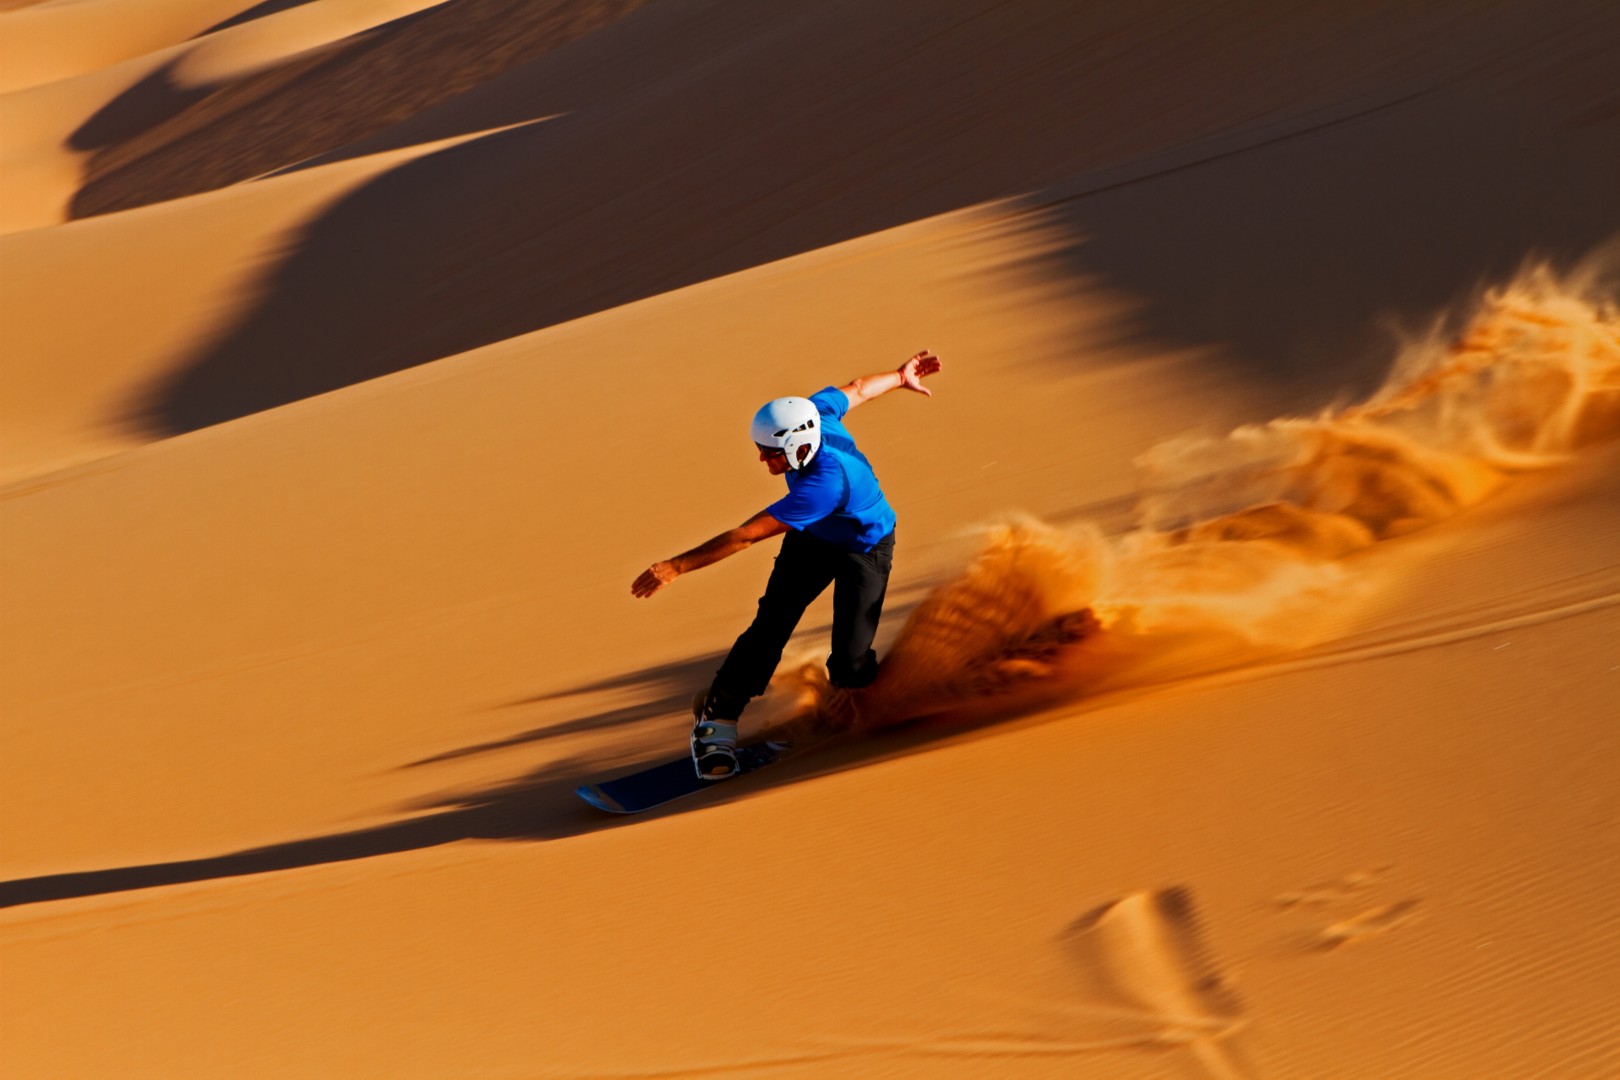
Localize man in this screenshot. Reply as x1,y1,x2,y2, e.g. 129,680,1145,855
631,349,943,779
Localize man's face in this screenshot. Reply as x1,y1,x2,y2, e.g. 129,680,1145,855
758,444,791,475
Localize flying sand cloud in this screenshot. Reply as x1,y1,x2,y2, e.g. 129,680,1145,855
783,254,1620,737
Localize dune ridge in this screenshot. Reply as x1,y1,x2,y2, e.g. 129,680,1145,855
0,0,648,231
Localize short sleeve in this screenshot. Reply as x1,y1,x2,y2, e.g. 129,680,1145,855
766,460,846,529
808,386,849,421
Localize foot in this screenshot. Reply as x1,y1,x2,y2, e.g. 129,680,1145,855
691,718,740,780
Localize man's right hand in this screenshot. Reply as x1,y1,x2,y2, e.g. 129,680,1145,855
631,561,678,598
630,513,787,599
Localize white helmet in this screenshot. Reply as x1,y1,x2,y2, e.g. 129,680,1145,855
751,397,821,470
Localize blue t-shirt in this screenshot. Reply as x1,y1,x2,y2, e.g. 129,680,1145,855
766,387,897,552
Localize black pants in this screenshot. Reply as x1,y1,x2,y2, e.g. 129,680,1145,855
711,528,896,706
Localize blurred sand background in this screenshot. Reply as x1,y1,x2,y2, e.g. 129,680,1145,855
3,2,1618,1076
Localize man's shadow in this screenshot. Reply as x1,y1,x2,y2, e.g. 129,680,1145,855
0,706,981,911
0,608,961,910
0,650,711,908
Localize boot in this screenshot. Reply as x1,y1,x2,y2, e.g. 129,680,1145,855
690,689,746,780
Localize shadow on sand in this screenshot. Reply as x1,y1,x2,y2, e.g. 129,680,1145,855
405,648,731,767
197,0,335,37
1000,81,1620,406
0,680,1009,911
0,594,930,909
407,594,927,767
120,4,1620,436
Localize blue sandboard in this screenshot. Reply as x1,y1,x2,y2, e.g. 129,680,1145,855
575,742,787,814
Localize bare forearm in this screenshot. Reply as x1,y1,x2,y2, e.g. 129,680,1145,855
669,528,755,574
841,350,941,409
843,369,906,406
632,511,789,598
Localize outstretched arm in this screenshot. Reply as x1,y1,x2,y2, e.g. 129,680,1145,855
631,509,789,598
838,349,942,410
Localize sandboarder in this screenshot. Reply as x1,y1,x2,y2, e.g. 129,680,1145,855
631,350,943,779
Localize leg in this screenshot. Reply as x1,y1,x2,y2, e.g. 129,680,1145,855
827,530,895,689
709,529,840,709
693,531,838,780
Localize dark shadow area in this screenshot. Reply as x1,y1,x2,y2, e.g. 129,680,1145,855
1,644,739,906
409,648,729,765
409,592,928,766
0,695,1031,910
72,0,658,218
120,2,1620,435
1005,80,1620,407
0,750,606,908
0,593,1038,911
69,60,214,153
198,0,329,37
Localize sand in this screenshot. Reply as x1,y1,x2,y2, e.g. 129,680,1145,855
3,1,1618,1077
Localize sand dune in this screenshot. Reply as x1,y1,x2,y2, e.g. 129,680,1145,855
0,116,549,481
3,1,1618,1077
0,0,461,230
0,0,262,94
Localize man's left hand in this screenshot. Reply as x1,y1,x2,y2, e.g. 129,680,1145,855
898,350,942,395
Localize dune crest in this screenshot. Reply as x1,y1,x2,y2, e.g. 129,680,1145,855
809,260,1620,732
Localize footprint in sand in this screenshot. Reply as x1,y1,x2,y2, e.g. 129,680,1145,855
1062,887,1257,1080
1274,866,1390,909
1314,898,1423,950
1274,867,1420,950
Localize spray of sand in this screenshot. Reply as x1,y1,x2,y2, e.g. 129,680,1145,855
782,257,1620,736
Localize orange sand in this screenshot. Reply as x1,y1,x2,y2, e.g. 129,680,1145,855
3,2,1618,1077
